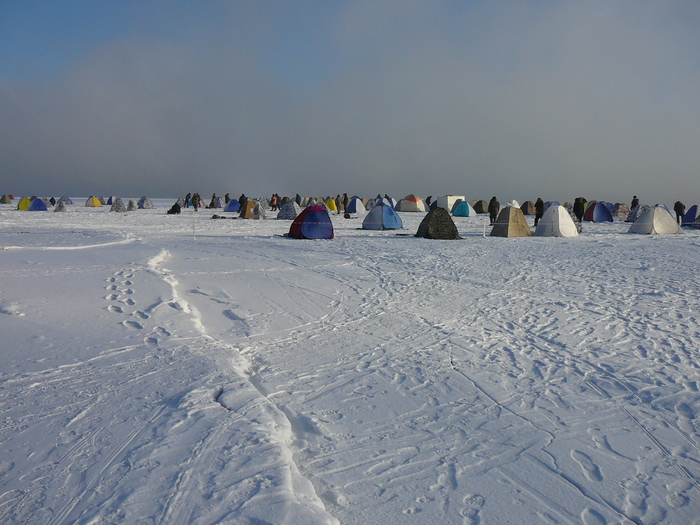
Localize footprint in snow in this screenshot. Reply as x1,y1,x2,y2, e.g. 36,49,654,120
122,298,136,306
581,507,607,525
105,294,119,301
122,320,143,330
107,305,123,314
133,311,149,320
461,494,485,525
570,450,602,481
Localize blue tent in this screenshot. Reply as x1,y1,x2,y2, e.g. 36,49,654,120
223,199,240,212
682,204,698,226
346,197,365,214
28,198,48,211
362,203,403,230
583,201,613,222
452,201,475,217
289,205,334,239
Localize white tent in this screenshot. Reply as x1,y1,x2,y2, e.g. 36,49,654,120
628,206,683,235
535,204,579,237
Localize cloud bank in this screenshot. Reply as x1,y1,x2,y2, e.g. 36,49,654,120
2,1,699,205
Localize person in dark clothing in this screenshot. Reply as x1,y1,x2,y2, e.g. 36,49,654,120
184,193,191,208
573,197,584,222
631,195,639,209
425,196,432,207
270,194,279,211
342,193,349,212
192,193,200,211
534,198,545,226
674,201,685,224
295,193,302,205
239,194,247,215
167,202,181,214
224,193,230,204
488,196,500,224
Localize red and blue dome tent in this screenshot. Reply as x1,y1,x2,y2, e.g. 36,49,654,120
583,201,613,222
288,205,334,239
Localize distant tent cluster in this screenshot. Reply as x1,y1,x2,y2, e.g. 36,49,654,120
4,195,157,213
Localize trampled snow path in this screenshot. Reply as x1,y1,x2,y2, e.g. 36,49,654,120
1,201,700,524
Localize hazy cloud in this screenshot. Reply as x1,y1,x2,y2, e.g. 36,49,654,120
2,1,699,204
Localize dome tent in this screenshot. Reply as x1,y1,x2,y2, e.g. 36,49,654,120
223,199,240,213
397,194,427,212
415,207,461,239
490,206,532,237
346,197,365,214
110,198,127,212
583,201,613,222
362,203,403,230
276,200,302,220
288,205,334,239
534,204,579,237
137,196,154,209
628,206,683,235
452,200,476,217
28,198,48,211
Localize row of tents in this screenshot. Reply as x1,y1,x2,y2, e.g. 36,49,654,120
284,200,685,240
9,196,155,211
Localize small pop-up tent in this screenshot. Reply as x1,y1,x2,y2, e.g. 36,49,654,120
397,194,427,212
415,207,461,239
534,204,579,237
682,205,698,226
452,200,476,217
490,206,532,237
28,198,48,211
0,194,12,203
276,200,302,220
628,206,683,234
288,205,334,239
85,196,102,207
583,201,613,222
110,197,127,212
471,199,488,213
137,196,154,209
362,203,403,230
240,200,256,218
346,197,365,214
223,199,240,213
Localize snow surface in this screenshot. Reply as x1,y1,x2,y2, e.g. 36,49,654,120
1,200,700,525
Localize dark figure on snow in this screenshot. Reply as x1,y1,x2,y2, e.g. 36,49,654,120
295,193,302,205
573,197,584,222
184,193,191,208
534,198,545,226
192,193,200,211
167,202,181,214
224,193,230,204
425,196,432,207
674,201,685,224
239,194,247,214
631,195,639,210
488,196,500,224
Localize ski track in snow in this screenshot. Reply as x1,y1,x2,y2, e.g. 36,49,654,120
2,203,700,524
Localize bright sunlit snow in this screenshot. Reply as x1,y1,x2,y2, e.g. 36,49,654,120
1,200,699,525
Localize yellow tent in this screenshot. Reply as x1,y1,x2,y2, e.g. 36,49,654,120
85,196,103,207
17,197,31,210
325,198,338,212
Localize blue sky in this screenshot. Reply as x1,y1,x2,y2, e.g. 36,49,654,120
2,1,700,205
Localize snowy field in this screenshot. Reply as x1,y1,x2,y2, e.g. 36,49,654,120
1,199,700,525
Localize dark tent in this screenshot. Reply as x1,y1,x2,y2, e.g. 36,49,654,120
415,207,461,239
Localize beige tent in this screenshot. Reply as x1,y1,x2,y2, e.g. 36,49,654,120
628,206,683,234
490,206,532,237
240,200,256,218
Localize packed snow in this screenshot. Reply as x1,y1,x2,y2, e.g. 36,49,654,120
1,199,700,525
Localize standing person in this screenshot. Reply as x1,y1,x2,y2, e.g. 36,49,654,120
192,193,200,211
270,193,278,211
239,193,247,213
488,196,500,224
674,201,685,224
534,198,545,226
631,195,639,210
342,193,349,212
573,197,584,222
184,193,191,208
224,193,230,204
335,194,342,214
